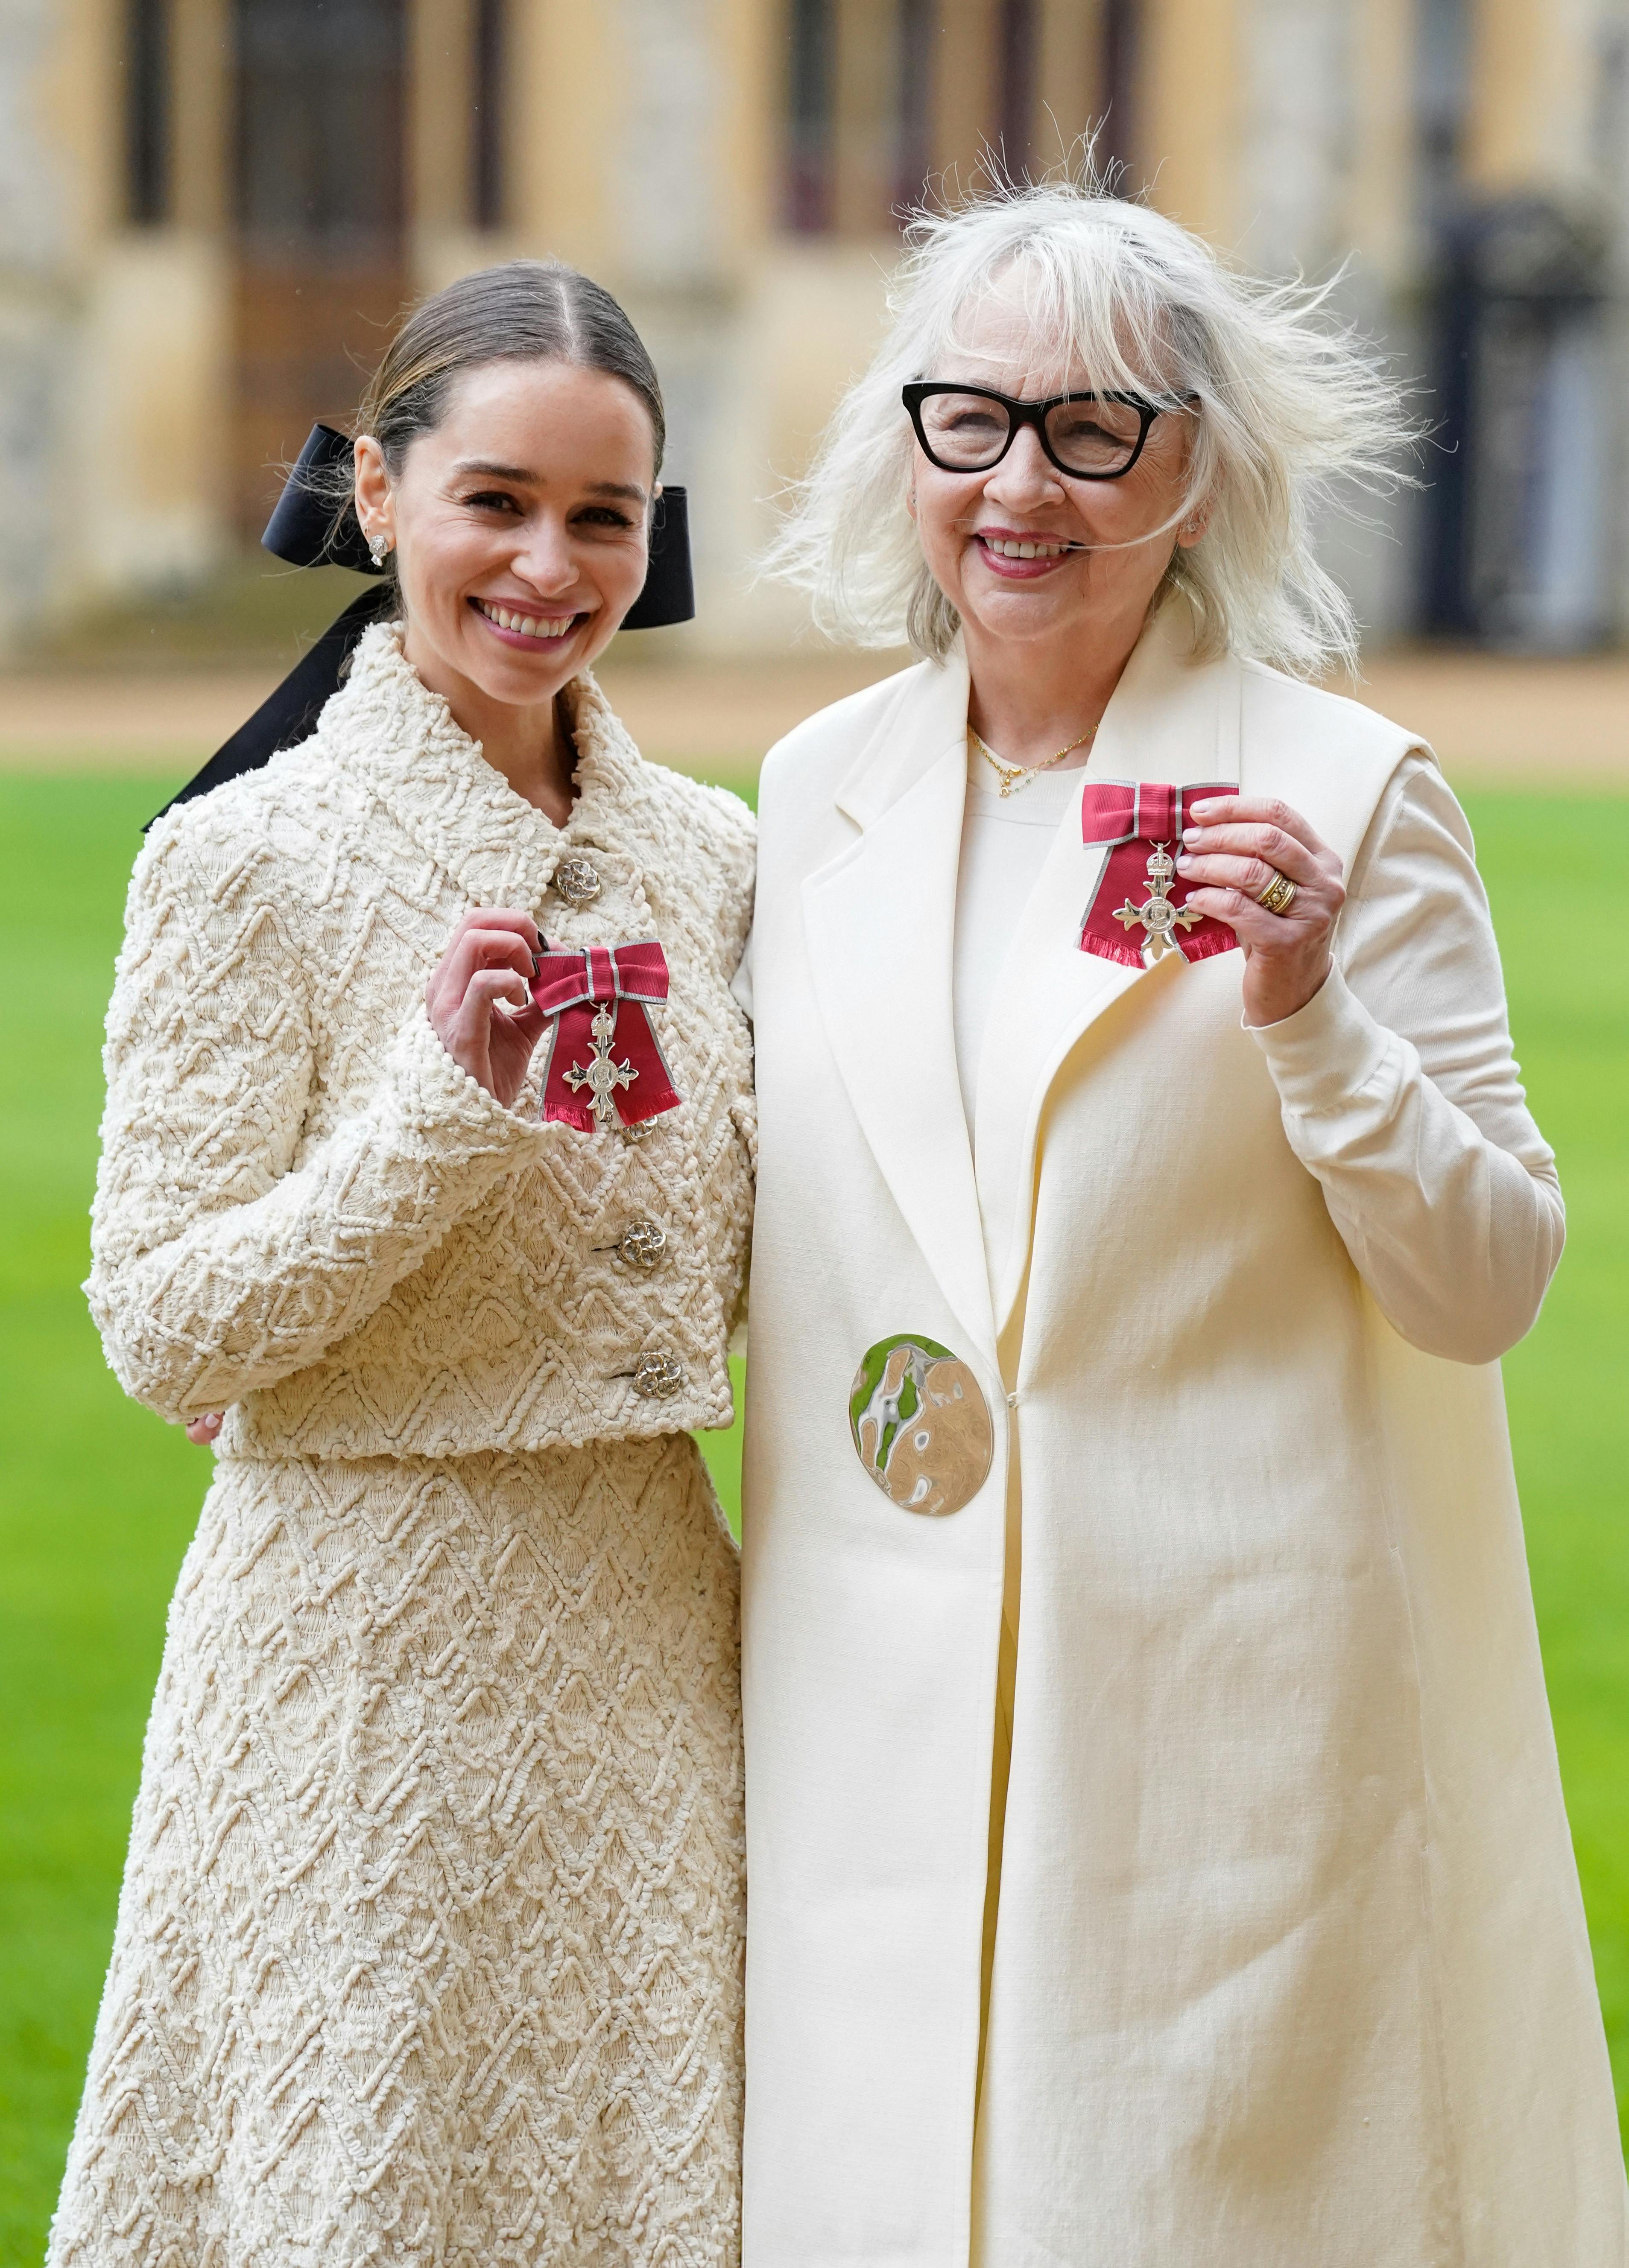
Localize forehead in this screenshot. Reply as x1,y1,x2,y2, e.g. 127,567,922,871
421,357,655,478
936,276,1157,401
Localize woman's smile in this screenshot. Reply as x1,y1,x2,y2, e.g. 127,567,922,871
468,593,588,649
971,524,1088,579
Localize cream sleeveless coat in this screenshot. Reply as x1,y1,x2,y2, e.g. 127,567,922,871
739,603,1626,2268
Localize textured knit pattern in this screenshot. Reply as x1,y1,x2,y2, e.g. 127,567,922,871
53,629,755,2267
50,1439,744,2268
86,625,757,1459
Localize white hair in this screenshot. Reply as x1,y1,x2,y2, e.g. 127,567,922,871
764,170,1417,676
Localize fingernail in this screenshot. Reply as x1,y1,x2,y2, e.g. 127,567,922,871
1182,827,1199,844
1177,855,1193,871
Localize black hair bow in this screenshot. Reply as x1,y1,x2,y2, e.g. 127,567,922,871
149,423,695,827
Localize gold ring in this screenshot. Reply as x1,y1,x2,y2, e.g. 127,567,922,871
1256,869,1297,916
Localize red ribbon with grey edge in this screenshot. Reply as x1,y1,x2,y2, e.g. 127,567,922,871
531,940,681,1131
1078,779,1240,969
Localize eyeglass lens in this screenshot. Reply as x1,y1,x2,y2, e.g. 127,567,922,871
917,391,1148,475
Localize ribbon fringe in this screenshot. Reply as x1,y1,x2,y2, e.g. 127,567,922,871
1077,778,1240,972
1081,930,1152,971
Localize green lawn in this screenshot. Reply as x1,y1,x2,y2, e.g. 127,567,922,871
0,771,1624,2259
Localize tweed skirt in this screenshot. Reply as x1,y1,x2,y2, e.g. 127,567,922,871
49,1435,744,2268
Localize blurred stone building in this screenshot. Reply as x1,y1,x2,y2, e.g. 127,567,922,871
4,0,1629,655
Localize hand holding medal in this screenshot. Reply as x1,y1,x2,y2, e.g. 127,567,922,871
423,908,682,1130
1175,794,1347,1027
425,907,550,1108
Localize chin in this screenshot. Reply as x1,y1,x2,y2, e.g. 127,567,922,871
462,623,585,695
961,590,1083,644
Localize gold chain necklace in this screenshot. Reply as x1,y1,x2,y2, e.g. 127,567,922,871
968,720,1098,798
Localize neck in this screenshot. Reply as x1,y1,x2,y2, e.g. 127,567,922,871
963,598,1151,768
403,630,579,825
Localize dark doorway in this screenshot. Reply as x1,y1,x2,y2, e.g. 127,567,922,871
1099,0,1139,189
125,0,173,225
232,0,407,533
997,0,1038,182
786,0,836,233
1422,198,1610,648
895,0,934,216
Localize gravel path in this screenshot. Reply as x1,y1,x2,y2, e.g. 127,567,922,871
2,648,1623,788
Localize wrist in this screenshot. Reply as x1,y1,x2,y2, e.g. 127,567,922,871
1242,949,1332,1031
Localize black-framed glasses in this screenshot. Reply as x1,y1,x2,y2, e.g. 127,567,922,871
902,381,1196,481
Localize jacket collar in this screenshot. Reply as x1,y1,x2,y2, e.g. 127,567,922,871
832,646,972,832
1082,592,1243,786
802,597,1246,1367
318,622,648,910
803,639,992,1363
830,597,1240,830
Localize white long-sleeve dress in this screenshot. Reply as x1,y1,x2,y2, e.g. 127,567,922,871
738,602,1626,2267
50,627,757,2268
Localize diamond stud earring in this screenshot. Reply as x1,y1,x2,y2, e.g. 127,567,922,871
368,529,394,566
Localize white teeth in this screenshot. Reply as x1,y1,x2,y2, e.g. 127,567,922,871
985,536,1069,560
481,601,574,637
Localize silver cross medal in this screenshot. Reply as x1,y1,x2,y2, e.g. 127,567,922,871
1113,842,1202,964
565,999,638,1130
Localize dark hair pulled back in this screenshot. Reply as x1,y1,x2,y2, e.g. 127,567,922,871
356,258,665,483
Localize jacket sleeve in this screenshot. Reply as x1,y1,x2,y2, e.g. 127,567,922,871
86,818,544,1421
1249,755,1563,1364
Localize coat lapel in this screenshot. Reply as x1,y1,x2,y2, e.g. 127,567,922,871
801,652,997,1365
972,601,1244,1334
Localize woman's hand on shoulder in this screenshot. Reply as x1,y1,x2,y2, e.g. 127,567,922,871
426,908,549,1109
1176,796,1345,1028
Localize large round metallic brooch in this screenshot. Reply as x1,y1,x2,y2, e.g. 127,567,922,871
552,856,603,906
848,1334,993,1517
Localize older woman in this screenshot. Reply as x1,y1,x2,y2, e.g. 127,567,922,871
738,184,1626,2265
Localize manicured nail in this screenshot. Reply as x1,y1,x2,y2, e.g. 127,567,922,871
1177,855,1193,870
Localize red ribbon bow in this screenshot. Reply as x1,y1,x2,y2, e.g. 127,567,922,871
1078,778,1239,969
530,939,681,1132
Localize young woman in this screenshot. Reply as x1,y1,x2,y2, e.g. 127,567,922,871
52,262,755,2268
739,183,1626,2263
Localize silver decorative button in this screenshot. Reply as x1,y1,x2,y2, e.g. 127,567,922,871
614,1220,667,1270
631,1352,685,1400
553,856,602,906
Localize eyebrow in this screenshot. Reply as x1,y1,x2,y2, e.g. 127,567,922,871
450,458,649,505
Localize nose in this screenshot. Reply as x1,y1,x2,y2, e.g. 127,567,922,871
509,512,582,598
985,424,1065,510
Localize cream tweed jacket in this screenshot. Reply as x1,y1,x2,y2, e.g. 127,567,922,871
53,625,756,2267
86,623,757,1453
